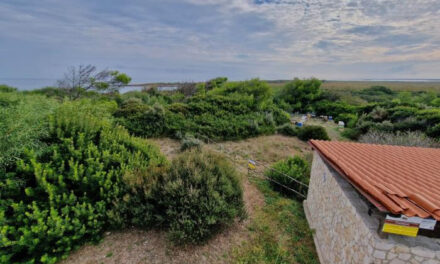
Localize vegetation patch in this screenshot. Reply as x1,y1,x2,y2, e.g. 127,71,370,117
232,179,318,264
155,149,245,244
1,100,167,263
265,156,310,200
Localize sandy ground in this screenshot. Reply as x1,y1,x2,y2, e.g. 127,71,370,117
61,135,314,264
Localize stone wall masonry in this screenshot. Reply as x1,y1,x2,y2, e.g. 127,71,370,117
304,152,440,264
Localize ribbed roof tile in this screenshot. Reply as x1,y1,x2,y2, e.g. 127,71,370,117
310,140,440,220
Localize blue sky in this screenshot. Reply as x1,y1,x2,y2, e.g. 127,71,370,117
1,0,440,89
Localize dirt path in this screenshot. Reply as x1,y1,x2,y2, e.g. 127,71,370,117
61,135,311,264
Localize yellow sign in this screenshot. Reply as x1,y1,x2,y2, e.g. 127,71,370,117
248,160,256,170
382,223,419,237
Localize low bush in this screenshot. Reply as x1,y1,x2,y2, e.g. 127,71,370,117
180,135,203,151
114,99,166,138
0,93,59,169
276,123,298,136
426,123,440,138
334,113,358,128
265,156,310,200
1,100,167,263
0,84,18,93
341,128,362,140
297,125,330,141
155,150,245,244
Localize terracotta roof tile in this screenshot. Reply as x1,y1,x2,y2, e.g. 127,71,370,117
309,140,440,220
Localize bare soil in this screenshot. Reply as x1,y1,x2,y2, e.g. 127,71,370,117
61,135,312,264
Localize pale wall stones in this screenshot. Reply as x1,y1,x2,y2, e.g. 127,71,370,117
304,152,440,264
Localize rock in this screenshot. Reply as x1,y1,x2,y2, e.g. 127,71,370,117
375,241,394,251
373,250,387,260
411,247,435,259
390,259,406,264
387,252,397,260
398,253,411,261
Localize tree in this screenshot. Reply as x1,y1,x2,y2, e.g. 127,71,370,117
57,65,131,99
280,78,322,112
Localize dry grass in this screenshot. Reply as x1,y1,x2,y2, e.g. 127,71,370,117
61,135,316,264
322,81,440,92
269,80,440,93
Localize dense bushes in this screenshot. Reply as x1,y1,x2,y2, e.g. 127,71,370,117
297,125,330,141
115,79,291,141
265,156,310,200
0,93,58,169
0,84,17,93
114,98,167,137
1,100,167,263
276,123,298,136
155,150,245,244
278,78,322,112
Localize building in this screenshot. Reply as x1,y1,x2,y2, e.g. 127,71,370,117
304,140,440,264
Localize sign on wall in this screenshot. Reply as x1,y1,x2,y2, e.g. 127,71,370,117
382,215,437,237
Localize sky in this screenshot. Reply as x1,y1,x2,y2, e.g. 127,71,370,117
1,0,440,89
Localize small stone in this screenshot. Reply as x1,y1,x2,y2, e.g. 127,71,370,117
387,252,397,260
411,247,435,259
375,240,394,251
368,245,374,254
362,255,371,264
398,253,411,261
410,259,420,264
390,259,406,264
423,260,440,264
374,250,387,260
395,245,410,253
415,256,424,262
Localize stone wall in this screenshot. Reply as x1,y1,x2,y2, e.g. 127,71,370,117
304,152,440,264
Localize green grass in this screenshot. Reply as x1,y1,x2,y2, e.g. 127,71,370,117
231,179,318,264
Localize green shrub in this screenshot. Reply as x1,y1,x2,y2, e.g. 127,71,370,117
369,106,388,121
297,125,330,141
1,100,167,263
0,84,18,93
312,100,357,119
374,120,394,132
355,86,395,102
114,99,166,138
276,123,298,136
265,156,310,200
155,150,245,244
180,136,203,151
279,78,322,112
341,128,362,140
389,106,418,122
427,123,440,138
0,93,59,169
334,113,358,128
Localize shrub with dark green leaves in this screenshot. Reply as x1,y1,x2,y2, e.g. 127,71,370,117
155,150,245,244
0,84,17,93
1,100,167,263
297,125,330,141
114,99,167,138
276,123,298,136
265,156,310,200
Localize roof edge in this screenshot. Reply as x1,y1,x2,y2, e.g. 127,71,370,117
308,140,388,212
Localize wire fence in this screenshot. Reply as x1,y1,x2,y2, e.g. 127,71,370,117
194,133,308,198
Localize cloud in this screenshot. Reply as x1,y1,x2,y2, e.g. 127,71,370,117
0,0,439,89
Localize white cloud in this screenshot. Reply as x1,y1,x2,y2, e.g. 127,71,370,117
0,0,439,88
